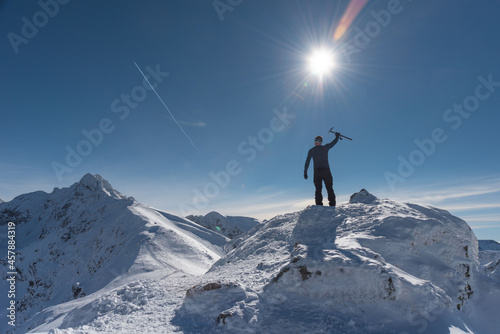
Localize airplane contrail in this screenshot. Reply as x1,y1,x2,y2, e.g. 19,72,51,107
134,61,202,156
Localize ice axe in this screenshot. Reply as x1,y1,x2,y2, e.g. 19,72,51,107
329,127,353,141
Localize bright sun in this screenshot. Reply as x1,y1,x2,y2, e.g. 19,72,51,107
308,48,337,77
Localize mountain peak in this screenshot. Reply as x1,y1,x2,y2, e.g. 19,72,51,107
349,188,378,204
187,211,260,239
205,211,226,219
77,173,127,200
1,176,228,330
79,173,109,187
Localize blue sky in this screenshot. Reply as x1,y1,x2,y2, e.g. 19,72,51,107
1,0,499,240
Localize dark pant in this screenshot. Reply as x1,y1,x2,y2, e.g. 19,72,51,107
313,168,336,206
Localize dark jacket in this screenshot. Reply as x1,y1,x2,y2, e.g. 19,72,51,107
304,136,339,172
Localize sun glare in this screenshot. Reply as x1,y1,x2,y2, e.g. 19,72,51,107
308,48,337,77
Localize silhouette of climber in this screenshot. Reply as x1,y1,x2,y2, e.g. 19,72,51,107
304,133,340,206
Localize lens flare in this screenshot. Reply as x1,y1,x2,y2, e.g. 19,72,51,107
333,0,370,41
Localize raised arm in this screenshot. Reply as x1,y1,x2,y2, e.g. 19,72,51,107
325,133,340,150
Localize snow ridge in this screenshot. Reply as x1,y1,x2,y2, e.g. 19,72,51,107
0,174,227,333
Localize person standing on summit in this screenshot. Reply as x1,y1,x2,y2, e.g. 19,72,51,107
304,133,340,206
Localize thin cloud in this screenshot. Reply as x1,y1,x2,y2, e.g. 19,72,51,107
441,203,500,212
470,224,500,230
209,192,353,221
179,120,207,127
212,193,312,220
460,214,500,222
376,176,500,205
398,184,500,204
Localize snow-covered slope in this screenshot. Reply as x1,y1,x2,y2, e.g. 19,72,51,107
2,184,498,333
173,189,498,334
478,240,500,251
478,240,500,280
0,174,228,333
186,211,261,238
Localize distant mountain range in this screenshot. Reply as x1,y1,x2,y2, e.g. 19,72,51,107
478,240,500,251
186,211,260,239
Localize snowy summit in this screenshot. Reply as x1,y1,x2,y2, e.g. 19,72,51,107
174,190,497,333
0,176,499,333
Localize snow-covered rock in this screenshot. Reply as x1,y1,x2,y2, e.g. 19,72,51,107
0,174,228,333
186,211,260,239
349,188,378,204
173,190,494,333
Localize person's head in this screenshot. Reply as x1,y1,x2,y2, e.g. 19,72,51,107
314,136,323,146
